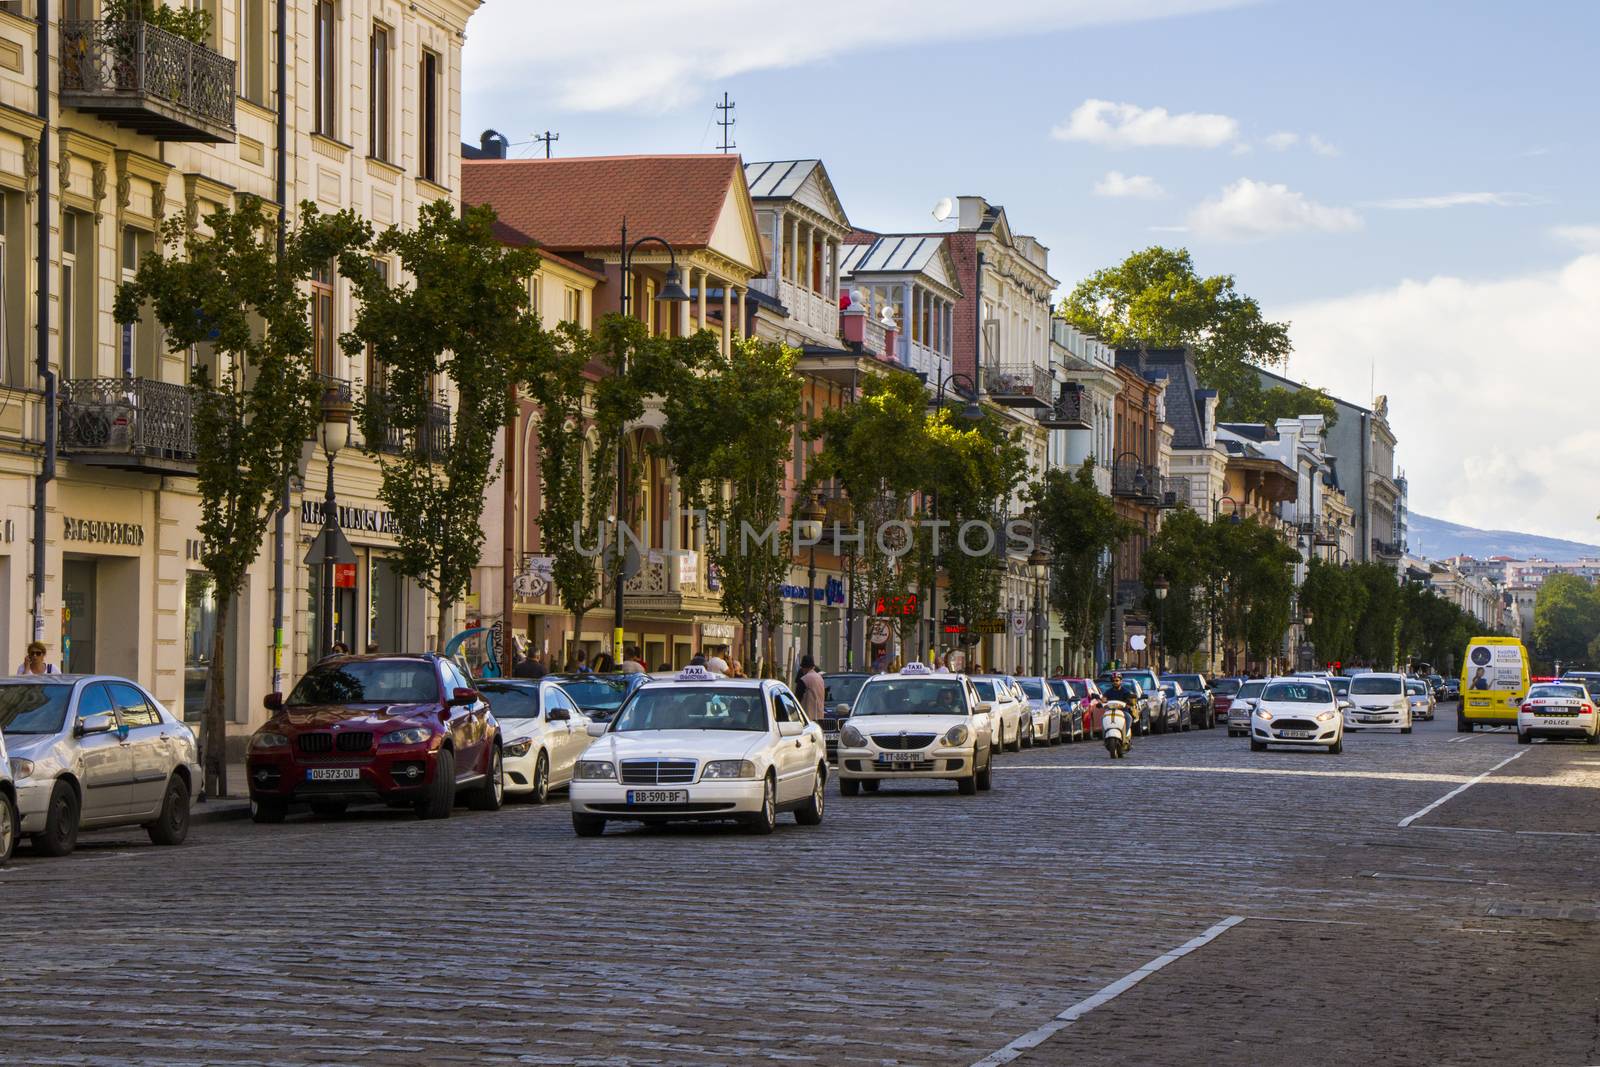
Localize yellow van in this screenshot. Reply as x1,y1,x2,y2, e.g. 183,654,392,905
1458,636,1529,732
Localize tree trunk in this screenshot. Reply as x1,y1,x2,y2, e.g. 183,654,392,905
571,608,586,670
202,593,232,800
436,593,453,654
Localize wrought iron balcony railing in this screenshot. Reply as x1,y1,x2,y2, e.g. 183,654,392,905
362,390,451,457
1111,458,1160,502
1039,383,1092,430
982,362,1053,409
1158,475,1190,509
61,20,236,143
59,376,198,474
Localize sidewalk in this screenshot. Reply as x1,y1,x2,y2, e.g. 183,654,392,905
190,762,254,825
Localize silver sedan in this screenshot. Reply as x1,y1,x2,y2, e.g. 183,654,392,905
0,675,199,857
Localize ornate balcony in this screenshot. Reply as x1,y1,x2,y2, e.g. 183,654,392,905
982,362,1053,409
61,20,237,143
362,390,451,457
1372,538,1403,560
1158,475,1190,509
1111,457,1160,502
59,376,198,474
1039,383,1092,430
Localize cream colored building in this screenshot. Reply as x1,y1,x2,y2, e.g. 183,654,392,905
0,0,479,749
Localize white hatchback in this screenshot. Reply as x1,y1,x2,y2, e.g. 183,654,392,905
1517,682,1599,745
837,664,994,794
968,675,1026,752
1343,672,1413,733
568,667,827,836
1249,677,1345,754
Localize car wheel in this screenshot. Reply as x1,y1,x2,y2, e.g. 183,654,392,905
1328,737,1342,754
415,748,456,820
862,779,881,794
1457,713,1472,733
0,789,16,866
1401,726,1412,735
529,751,550,804
1009,724,1023,753
572,813,607,837
957,764,978,795
308,799,347,818
1587,731,1599,745
976,748,994,791
744,775,778,834
795,767,826,825
32,781,80,857
144,774,192,846
840,778,861,797
251,798,287,824
1517,730,1531,745
1249,739,1266,752
467,745,505,811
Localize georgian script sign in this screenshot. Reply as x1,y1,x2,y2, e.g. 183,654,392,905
300,501,400,536
63,517,145,545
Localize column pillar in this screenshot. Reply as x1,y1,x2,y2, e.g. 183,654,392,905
696,266,708,333
721,279,732,357
735,287,746,340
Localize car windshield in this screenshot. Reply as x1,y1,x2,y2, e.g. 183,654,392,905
1212,678,1241,696
970,679,997,701
1018,678,1044,699
1262,682,1330,703
611,686,768,732
286,660,439,706
1406,680,1427,695
1329,678,1351,696
1350,676,1403,696
0,683,73,734
478,684,539,720
824,674,870,706
1159,683,1178,696
1170,675,1203,689
1124,672,1156,689
853,679,968,716
552,676,629,712
1049,680,1075,700
1529,684,1586,701
1236,681,1265,700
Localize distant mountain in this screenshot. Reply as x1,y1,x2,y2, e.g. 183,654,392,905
1409,513,1600,562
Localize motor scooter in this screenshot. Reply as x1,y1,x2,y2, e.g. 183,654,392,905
1103,700,1132,759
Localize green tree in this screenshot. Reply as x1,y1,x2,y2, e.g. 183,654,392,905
1253,384,1340,429
1214,518,1299,669
1299,558,1368,666
1141,506,1211,666
1351,562,1403,668
1532,574,1600,667
1029,459,1130,673
114,197,363,796
342,201,543,649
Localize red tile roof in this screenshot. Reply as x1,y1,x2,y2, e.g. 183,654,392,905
463,154,746,254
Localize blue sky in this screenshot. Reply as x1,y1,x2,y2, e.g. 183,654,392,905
462,1,1600,543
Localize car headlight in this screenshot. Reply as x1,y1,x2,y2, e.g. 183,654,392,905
942,724,971,747
504,738,534,758
1255,710,1273,722
574,760,617,780
380,727,432,746
1316,711,1337,723
702,759,756,779
248,731,288,751
840,724,868,748
8,757,32,780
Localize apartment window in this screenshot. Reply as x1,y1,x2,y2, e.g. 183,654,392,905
419,49,440,182
314,0,336,136
365,259,389,391
563,285,581,326
311,261,335,378
62,211,98,380
369,25,391,161
120,226,155,377
239,0,268,105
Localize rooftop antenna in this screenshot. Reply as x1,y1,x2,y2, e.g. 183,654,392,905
533,130,559,159
932,197,955,223
716,92,736,154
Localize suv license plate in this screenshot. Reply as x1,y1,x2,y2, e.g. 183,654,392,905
306,767,359,781
878,752,926,763
1280,730,1314,739
627,790,688,804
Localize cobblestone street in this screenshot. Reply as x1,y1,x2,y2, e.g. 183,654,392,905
5,710,1597,1066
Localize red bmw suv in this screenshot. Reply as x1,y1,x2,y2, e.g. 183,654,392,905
246,654,503,823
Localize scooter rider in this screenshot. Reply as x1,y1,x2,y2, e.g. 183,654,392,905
1101,671,1141,739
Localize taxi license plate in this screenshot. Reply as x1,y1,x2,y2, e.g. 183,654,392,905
306,767,359,781
877,752,926,763
627,789,688,804
1280,729,1314,739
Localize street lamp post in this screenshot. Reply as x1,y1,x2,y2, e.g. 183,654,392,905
925,371,983,668
614,221,691,664
1029,546,1049,676
1153,576,1169,672
798,494,825,661
318,385,351,659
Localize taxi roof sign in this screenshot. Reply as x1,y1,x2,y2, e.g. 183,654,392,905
900,661,931,675
675,665,716,682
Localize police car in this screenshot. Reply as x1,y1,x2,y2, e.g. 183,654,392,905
567,665,828,836
835,661,995,795
1517,681,1599,745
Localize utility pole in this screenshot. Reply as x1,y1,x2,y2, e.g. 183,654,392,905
533,130,559,158
716,92,736,154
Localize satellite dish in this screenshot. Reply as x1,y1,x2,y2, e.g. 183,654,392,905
932,197,955,222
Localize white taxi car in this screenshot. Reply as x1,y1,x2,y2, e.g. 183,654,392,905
836,662,994,795
1517,681,1599,745
1248,677,1345,754
1343,672,1413,733
568,666,827,837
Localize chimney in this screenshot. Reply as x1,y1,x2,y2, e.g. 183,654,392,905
956,196,988,231
479,129,509,159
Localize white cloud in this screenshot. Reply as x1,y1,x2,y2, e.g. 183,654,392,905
1264,131,1337,155
1552,225,1600,251
1307,134,1339,157
1188,178,1362,240
1284,255,1600,542
464,1,1257,114
1369,192,1536,210
1094,170,1166,198
1053,98,1240,148
1264,131,1299,150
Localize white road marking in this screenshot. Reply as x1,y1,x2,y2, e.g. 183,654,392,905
1398,749,1531,828
1448,727,1511,743
970,915,1245,1067
1410,825,1600,839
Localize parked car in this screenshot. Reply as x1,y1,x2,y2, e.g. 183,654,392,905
1017,676,1069,744
246,654,503,823
1427,673,1446,700
569,665,828,835
1211,676,1246,723
1517,681,1598,744
968,675,1028,751
820,672,872,761
837,663,994,795
1165,673,1215,726
1405,677,1436,722
1053,678,1105,737
1153,682,1188,732
1343,672,1413,733
544,672,643,724
1098,671,1161,734
1248,677,1345,754
1328,676,1352,704
1226,679,1268,736
0,729,15,866
0,676,199,856
476,678,595,802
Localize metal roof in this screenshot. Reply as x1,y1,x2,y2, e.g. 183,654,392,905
839,235,947,276
743,159,820,200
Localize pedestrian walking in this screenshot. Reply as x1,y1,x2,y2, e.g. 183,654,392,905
797,654,825,720
620,644,646,674
706,653,730,675
16,641,58,675
593,652,615,673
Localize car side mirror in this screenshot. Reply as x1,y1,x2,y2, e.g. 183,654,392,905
976,701,994,714
585,722,608,738
448,687,478,707
834,703,851,717
546,707,570,722
778,719,805,738
75,710,117,737
1338,700,1352,710
263,692,283,712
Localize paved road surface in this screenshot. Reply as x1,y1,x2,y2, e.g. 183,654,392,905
4,707,1597,1065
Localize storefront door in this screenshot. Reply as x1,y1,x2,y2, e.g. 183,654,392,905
183,572,218,723
63,558,96,674
369,555,407,653
308,564,358,657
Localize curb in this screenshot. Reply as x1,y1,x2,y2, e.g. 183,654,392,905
191,798,254,824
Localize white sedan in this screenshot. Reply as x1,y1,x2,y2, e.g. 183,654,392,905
1517,682,1599,745
836,663,995,794
476,678,595,802
1248,678,1345,754
568,667,827,836
968,675,1027,751
1344,672,1413,733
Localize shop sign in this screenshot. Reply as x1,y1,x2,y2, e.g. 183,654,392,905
676,550,699,585
972,617,1006,635
334,563,357,588
1009,611,1026,637
63,517,145,546
875,593,917,616
300,500,400,536
869,620,891,644
782,577,846,605
701,622,735,641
